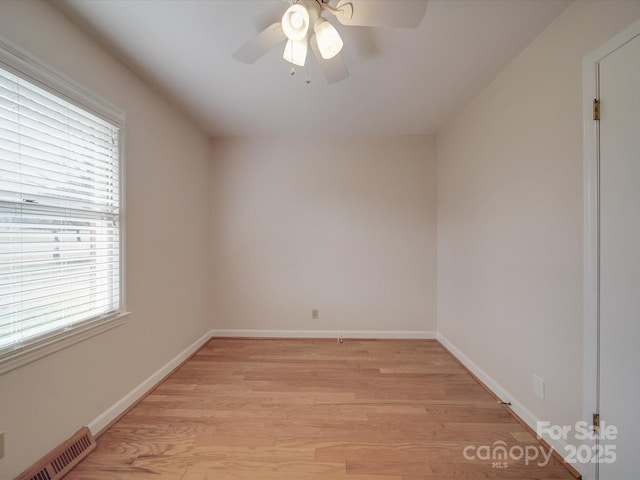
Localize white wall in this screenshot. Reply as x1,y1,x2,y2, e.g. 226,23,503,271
210,135,436,336
0,1,212,478
436,0,640,459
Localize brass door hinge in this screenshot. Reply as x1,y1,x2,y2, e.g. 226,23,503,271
593,412,600,432
593,99,601,121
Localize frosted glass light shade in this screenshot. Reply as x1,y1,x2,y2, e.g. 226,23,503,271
282,4,310,41
314,18,343,59
283,38,308,66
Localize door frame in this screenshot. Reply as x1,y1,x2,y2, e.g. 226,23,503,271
582,18,640,480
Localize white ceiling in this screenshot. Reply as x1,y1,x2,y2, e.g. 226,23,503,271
55,0,571,138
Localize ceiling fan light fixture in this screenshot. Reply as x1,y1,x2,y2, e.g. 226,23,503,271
283,38,308,67
282,4,310,41
314,18,343,60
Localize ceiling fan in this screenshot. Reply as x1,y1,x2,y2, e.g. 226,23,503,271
232,0,428,84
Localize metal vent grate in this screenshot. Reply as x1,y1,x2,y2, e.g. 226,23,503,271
16,427,96,480
31,472,51,480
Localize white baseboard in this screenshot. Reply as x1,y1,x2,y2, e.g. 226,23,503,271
211,329,437,340
436,333,582,476
88,329,214,434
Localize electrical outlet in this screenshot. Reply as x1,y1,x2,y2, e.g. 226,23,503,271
312,308,318,320
534,375,545,400
0,431,4,459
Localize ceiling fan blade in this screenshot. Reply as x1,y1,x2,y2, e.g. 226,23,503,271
334,0,428,28
310,35,349,84
233,22,287,64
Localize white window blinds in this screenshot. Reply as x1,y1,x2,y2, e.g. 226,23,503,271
0,64,122,354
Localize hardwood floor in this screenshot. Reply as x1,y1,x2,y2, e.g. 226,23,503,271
66,338,576,480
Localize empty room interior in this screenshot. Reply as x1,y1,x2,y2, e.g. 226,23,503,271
1,1,639,479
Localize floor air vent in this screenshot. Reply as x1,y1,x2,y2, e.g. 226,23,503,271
17,427,96,480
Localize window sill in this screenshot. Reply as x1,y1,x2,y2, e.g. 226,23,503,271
0,312,130,375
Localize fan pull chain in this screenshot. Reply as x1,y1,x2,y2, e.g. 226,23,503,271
289,38,296,76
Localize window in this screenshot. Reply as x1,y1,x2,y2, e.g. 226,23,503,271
0,38,126,373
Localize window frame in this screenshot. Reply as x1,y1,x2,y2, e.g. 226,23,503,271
0,35,128,375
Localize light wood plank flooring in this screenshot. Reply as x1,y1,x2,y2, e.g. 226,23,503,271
66,338,576,480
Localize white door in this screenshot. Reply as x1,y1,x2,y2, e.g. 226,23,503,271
598,29,640,479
